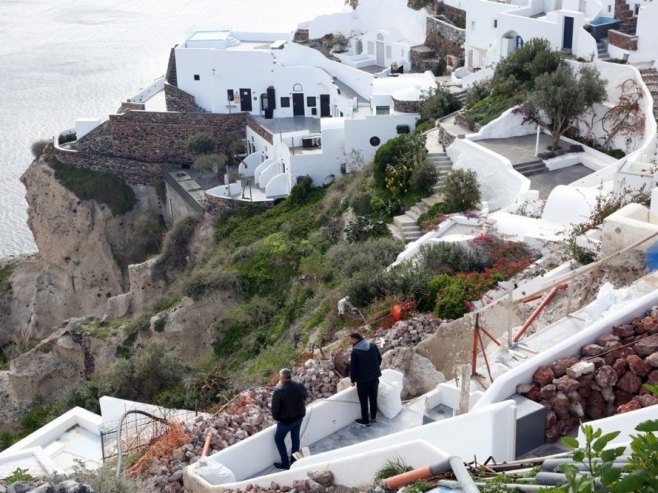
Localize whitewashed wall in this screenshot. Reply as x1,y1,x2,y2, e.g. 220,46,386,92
344,113,418,164
632,1,658,68
447,138,530,211
469,107,535,141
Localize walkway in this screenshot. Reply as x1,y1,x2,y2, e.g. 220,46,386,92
476,134,562,166
530,164,593,200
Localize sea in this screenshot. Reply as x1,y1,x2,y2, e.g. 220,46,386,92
0,0,344,258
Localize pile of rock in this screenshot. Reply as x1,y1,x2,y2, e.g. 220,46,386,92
0,479,92,493
139,358,341,491
375,314,443,352
518,310,658,441
220,468,354,493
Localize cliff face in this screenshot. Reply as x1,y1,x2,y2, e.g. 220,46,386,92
0,158,158,344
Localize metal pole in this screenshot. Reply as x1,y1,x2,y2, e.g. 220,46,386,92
535,124,541,156
448,456,480,493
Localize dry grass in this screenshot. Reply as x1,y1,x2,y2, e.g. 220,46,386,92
127,422,190,477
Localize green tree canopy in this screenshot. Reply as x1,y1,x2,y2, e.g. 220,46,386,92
186,132,217,155
522,64,607,149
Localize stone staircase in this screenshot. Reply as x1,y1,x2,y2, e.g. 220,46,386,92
411,44,442,73
390,151,455,242
293,28,309,44
614,0,638,34
597,39,611,62
513,160,548,177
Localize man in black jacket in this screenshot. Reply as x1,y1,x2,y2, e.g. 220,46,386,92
271,368,307,470
349,332,382,427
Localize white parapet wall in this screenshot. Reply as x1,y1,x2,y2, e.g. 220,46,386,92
473,287,658,409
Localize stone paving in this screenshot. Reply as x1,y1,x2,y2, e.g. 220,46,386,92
476,133,566,166
530,164,593,200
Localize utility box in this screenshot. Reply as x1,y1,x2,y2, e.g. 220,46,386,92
509,394,546,458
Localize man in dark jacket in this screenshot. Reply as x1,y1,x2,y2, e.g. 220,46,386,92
349,332,382,427
271,368,307,470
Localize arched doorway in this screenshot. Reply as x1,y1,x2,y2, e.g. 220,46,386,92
501,30,523,58
376,33,385,66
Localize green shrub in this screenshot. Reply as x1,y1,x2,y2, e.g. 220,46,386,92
328,237,403,277
443,169,481,212
465,93,524,129
433,59,447,76
373,135,415,188
155,215,201,274
181,268,243,300
288,175,314,205
418,87,461,123
605,148,626,159
5,467,34,485
186,132,217,155
344,215,388,242
194,153,227,171
373,458,413,484
49,159,136,215
72,463,139,493
0,264,15,295
58,132,77,145
349,191,373,216
125,209,166,265
420,241,484,275
465,80,491,109
31,139,51,159
409,159,438,195
105,343,186,402
431,274,471,319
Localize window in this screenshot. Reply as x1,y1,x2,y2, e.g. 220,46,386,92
375,106,390,115
227,89,234,101
293,83,303,92
634,3,640,14
281,97,290,107
311,108,317,115
306,96,316,107
493,19,498,28
369,136,381,146
193,74,200,81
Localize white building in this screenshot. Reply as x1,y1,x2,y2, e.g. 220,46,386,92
172,0,436,201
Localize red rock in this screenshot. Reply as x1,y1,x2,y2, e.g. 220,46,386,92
533,366,555,386
555,375,581,393
617,347,637,359
617,371,642,393
612,358,627,377
578,385,592,400
646,352,658,368
621,336,637,345
551,392,571,419
618,399,642,414
636,394,658,407
570,400,585,418
627,354,651,376
597,334,620,346
545,409,557,428
332,350,350,377
614,390,634,405
635,316,657,334
586,390,606,419
539,384,557,401
545,424,561,442
635,334,658,357
582,344,605,357
613,324,635,338
648,370,658,385
517,383,541,401
601,387,616,403
552,357,579,378
588,357,606,369
539,399,553,410
567,361,596,378
595,365,618,388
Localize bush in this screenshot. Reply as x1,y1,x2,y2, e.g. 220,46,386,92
465,80,491,109
288,175,313,205
433,59,447,76
409,159,438,195
349,191,373,216
418,87,461,123
155,215,201,274
72,463,139,493
181,268,243,300
105,343,186,402
373,135,415,188
125,209,166,265
328,237,403,277
194,153,227,172
58,132,77,145
443,169,481,212
49,159,136,215
605,148,626,159
186,132,217,155
31,139,51,159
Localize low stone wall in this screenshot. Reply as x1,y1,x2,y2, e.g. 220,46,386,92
608,29,638,51
392,98,421,114
247,115,274,145
54,148,167,186
118,101,146,113
165,82,203,113
72,111,247,167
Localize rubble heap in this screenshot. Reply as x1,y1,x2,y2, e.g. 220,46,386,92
375,314,443,352
517,308,658,441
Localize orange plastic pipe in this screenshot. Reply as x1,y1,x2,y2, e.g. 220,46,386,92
384,465,432,489
513,283,568,343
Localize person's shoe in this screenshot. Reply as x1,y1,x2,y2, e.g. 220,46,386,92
371,418,377,423
273,462,290,470
355,418,370,427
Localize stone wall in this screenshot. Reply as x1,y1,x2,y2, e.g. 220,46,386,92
54,147,168,186
118,101,146,113
426,16,465,60
165,82,203,113
393,98,422,114
247,114,274,144
204,193,270,217
72,111,248,166
608,29,638,51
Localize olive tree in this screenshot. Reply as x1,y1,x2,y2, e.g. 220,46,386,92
522,63,607,150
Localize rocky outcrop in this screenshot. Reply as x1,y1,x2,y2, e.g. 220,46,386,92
382,347,445,399
518,308,658,441
1,158,163,344
0,319,116,423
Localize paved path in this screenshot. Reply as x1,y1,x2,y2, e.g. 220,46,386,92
476,134,564,165
530,164,593,200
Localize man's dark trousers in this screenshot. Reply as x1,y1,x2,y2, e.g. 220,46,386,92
356,379,379,422
274,418,302,467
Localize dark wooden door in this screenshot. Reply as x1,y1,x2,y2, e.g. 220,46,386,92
320,94,330,117
292,93,305,116
240,88,252,112
563,17,574,50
